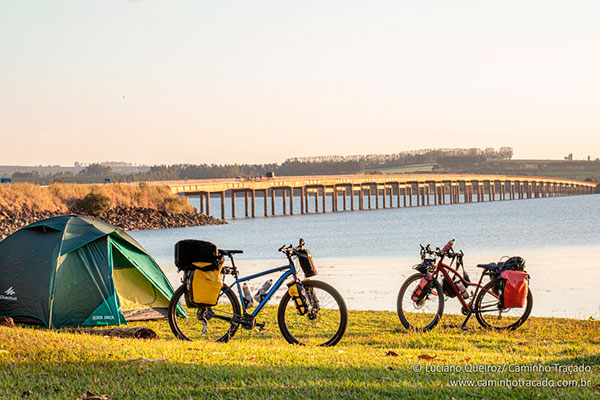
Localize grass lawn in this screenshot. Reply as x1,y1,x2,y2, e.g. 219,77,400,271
1,309,599,399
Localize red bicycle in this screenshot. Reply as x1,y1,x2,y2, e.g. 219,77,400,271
397,240,532,331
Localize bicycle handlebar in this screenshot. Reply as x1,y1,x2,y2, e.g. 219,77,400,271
278,238,306,256
420,240,464,262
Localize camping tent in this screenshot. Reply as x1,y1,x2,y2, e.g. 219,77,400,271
0,215,184,328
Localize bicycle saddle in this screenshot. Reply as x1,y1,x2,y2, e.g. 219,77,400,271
477,262,502,270
220,249,244,255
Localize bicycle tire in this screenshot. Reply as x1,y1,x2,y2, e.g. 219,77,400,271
168,283,241,342
474,279,533,330
397,273,444,332
277,280,348,347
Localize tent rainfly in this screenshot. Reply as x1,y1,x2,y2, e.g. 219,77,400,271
0,215,184,328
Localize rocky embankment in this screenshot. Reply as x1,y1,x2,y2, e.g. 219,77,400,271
0,207,225,241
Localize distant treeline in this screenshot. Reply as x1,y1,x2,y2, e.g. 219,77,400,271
18,147,596,184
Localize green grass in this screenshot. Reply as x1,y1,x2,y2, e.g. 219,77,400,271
1,310,599,399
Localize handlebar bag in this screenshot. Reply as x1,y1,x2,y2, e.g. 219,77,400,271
186,262,224,307
500,270,529,308
175,239,224,271
296,249,318,277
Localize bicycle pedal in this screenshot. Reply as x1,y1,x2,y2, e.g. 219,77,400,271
255,322,266,330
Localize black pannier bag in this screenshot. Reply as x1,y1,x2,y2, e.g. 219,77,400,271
502,256,526,272
296,249,318,277
175,240,224,272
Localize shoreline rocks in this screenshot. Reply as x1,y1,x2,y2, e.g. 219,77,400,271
0,206,226,241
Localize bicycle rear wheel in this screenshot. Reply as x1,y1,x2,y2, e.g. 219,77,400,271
277,280,348,346
397,273,444,331
474,279,532,330
168,283,241,342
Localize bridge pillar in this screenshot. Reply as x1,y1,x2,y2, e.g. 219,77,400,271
300,187,305,214
263,189,268,216
221,191,226,220
350,185,355,210
368,186,372,209
314,187,319,213
271,188,276,215
402,185,406,207
454,182,460,203
231,190,236,218
206,192,211,216
359,186,364,210
281,188,286,214
332,186,337,212
199,193,205,214
245,190,249,217
251,190,256,217
322,186,327,213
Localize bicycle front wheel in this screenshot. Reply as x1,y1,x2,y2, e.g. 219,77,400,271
168,283,241,342
277,280,348,346
397,273,444,331
474,279,532,330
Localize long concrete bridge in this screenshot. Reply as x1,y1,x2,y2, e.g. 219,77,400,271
150,174,597,220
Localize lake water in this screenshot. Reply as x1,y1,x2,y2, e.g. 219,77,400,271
130,194,600,319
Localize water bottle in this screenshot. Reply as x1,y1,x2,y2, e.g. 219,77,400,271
242,283,254,307
455,280,469,299
254,279,273,303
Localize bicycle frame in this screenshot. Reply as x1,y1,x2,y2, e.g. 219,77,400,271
222,261,298,318
433,259,508,331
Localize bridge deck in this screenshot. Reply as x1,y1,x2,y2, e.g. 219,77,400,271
141,174,596,220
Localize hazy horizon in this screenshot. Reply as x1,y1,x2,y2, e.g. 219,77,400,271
2,1,599,166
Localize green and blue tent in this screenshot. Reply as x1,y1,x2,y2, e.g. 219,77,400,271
0,215,184,328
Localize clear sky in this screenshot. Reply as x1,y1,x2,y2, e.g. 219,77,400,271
1,0,599,166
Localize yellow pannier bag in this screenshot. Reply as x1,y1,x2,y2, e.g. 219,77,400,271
190,262,223,306
287,281,308,315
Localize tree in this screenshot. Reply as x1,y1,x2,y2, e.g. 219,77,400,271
79,163,113,176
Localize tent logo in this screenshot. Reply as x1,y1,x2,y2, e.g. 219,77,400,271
0,287,17,301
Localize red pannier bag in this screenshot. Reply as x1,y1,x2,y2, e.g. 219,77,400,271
500,270,529,308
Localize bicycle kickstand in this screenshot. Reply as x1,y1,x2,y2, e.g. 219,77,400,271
460,313,472,331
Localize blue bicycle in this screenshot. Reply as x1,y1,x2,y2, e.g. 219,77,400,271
168,239,348,346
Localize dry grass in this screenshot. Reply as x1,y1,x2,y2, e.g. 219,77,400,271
0,183,193,214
